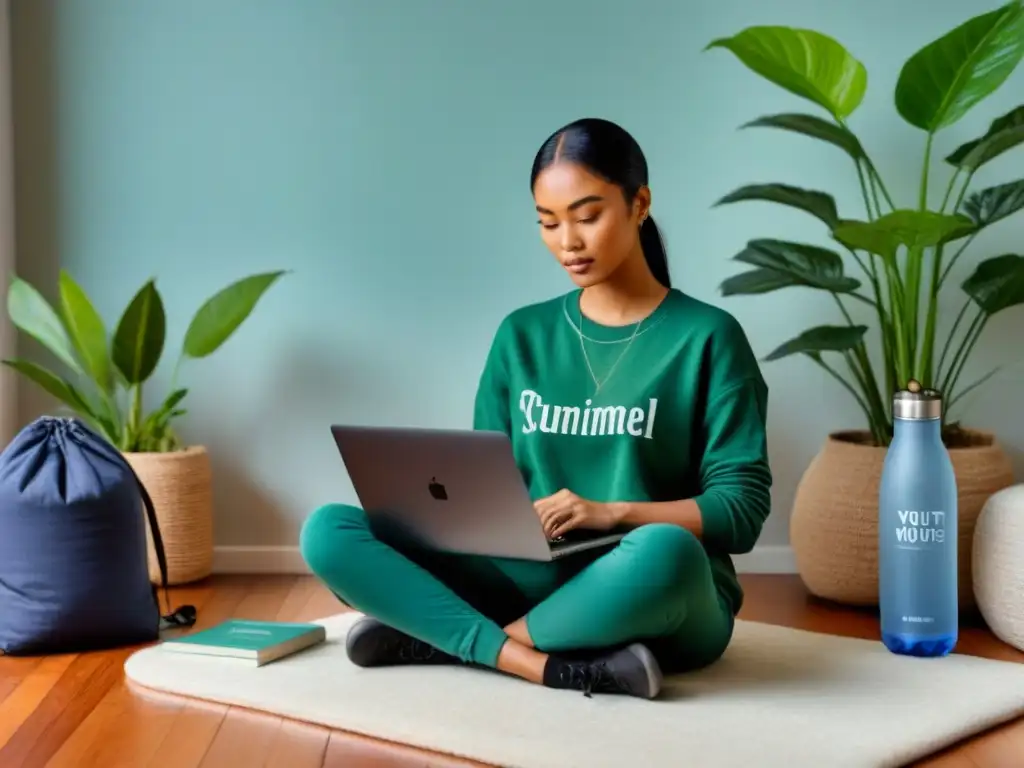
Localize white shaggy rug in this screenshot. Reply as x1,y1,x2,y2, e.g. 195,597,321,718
123,612,1024,768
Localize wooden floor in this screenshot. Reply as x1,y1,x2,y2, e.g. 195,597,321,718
1,574,1022,768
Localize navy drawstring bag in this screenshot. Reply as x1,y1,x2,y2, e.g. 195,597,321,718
0,416,196,655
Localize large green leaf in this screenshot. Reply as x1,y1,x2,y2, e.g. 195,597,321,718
1,358,94,418
833,210,976,259
57,270,112,393
946,104,1024,170
962,253,1024,314
895,1,1024,132
720,267,802,296
706,27,867,120
112,280,166,384
9,361,120,443
741,113,866,160
731,239,861,293
6,277,82,374
715,183,839,227
764,324,869,362
182,271,286,358
962,178,1024,227
833,221,897,261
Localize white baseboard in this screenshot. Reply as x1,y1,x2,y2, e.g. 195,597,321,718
731,545,796,574
212,544,797,575
213,546,310,574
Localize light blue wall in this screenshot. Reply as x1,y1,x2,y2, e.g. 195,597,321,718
11,0,1023,553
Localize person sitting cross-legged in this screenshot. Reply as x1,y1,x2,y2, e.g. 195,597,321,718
300,117,773,700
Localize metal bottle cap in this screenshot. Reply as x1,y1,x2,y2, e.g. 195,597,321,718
893,379,943,420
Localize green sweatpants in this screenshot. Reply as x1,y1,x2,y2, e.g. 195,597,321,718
300,503,735,675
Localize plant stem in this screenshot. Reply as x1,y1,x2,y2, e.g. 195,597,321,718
832,294,856,327
869,262,897,399
946,363,1007,415
939,306,983,397
952,170,975,214
944,310,988,406
904,245,923,373
924,227,975,389
847,164,894,403
847,350,889,444
846,249,872,279
836,117,895,212
864,157,897,212
832,293,888,436
868,170,883,219
938,234,976,286
860,148,908,392
918,243,943,387
879,313,895,401
129,384,143,451
843,349,886,442
919,132,934,212
855,161,877,220
921,252,944,384
169,354,184,395
847,292,878,307
936,297,971,386
885,260,910,388
939,168,961,213
834,124,901,437
903,133,935,382
941,309,982,397
809,353,876,436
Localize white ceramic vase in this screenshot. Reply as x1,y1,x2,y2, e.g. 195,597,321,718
973,483,1024,651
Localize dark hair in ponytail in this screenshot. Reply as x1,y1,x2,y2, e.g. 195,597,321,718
529,117,671,288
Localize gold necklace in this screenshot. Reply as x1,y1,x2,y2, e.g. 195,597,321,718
576,298,644,395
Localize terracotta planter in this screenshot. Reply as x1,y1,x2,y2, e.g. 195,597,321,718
123,446,214,586
789,428,1015,610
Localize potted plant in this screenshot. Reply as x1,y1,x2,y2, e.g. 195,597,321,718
2,269,286,585
706,0,1023,608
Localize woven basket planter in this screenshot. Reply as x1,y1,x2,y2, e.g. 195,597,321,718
973,484,1024,651
123,446,214,586
789,428,1015,610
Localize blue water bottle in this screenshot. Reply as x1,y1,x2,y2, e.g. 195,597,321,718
878,380,958,657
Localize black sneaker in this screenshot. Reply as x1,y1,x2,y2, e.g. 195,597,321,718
544,643,663,699
345,617,458,667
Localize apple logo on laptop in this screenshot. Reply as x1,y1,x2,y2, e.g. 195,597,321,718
428,477,448,501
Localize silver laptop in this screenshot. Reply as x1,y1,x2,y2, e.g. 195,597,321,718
330,425,626,561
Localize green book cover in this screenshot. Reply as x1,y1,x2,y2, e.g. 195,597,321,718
161,619,326,665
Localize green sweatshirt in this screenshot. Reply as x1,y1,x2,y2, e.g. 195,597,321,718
472,288,772,615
